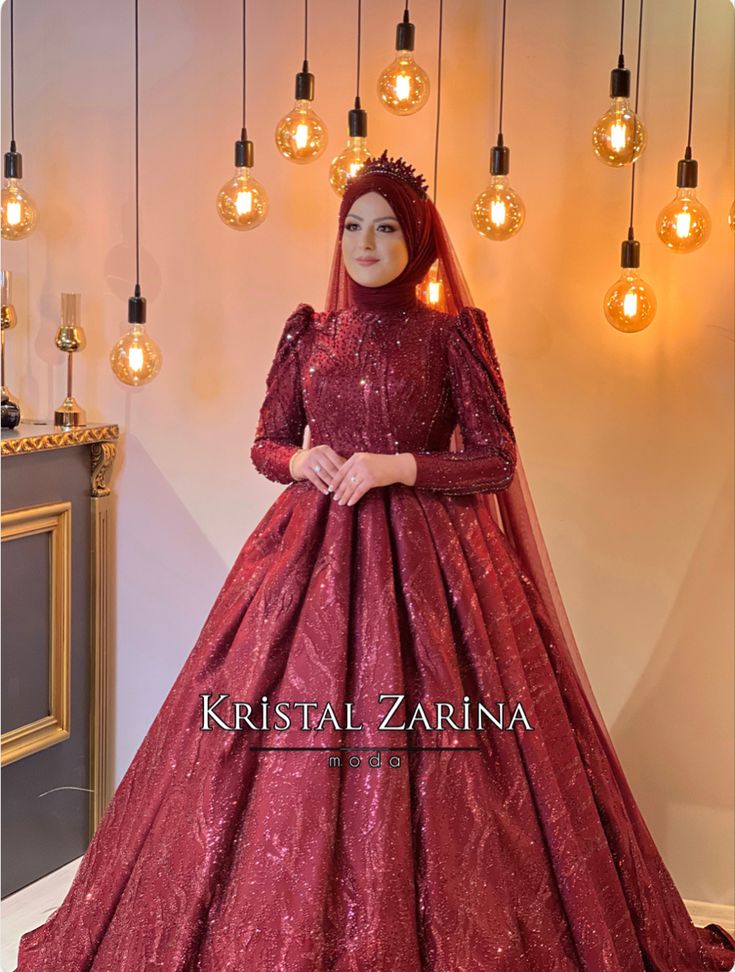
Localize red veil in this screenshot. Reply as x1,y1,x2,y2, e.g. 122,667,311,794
312,153,620,762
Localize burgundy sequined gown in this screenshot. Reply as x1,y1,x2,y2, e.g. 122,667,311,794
15,302,735,971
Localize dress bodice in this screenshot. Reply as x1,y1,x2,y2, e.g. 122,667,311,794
251,301,517,496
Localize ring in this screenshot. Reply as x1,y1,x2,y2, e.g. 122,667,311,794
314,463,321,473
350,474,357,482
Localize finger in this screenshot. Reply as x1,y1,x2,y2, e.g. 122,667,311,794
312,461,338,491
329,460,354,498
309,451,342,490
335,471,361,505
345,482,369,506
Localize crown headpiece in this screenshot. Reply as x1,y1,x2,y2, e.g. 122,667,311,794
347,150,429,199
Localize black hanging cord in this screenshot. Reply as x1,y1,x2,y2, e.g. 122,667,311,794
242,0,247,132
497,0,507,138
432,0,444,205
404,0,409,16
627,0,644,235
9,0,15,145
134,0,140,292
685,0,697,154
304,0,308,60
618,0,626,60
356,0,362,98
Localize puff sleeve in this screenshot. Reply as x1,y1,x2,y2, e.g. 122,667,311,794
250,303,313,484
411,306,517,495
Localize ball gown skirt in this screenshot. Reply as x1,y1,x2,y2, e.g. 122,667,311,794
14,303,735,971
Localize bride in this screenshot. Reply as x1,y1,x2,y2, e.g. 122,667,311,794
15,151,735,971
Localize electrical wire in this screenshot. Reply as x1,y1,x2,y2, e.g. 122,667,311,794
432,0,443,205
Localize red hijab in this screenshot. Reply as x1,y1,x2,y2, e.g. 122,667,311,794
337,172,438,313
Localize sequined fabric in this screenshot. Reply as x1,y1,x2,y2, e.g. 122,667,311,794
15,303,735,971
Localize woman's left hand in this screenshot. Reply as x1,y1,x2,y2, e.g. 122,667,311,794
329,452,416,506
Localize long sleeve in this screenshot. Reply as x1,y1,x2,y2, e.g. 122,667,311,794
411,306,517,495
250,303,313,484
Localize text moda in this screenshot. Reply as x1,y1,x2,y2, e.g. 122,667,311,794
198,693,535,732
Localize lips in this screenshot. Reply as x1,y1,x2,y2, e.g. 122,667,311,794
356,257,379,265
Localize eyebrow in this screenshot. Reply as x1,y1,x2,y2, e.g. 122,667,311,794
345,214,400,222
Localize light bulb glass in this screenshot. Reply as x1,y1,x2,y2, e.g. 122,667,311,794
416,261,447,311
592,97,647,166
329,137,372,196
377,51,430,115
110,323,162,386
217,167,269,230
471,176,525,241
275,99,328,163
656,187,711,253
1,178,38,240
603,269,656,332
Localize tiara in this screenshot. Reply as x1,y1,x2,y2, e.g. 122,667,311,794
347,150,429,199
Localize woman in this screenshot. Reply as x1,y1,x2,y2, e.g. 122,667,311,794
15,152,735,971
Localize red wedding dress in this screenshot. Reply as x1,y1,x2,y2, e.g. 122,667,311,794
14,300,735,971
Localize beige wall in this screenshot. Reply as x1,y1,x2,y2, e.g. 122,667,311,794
2,0,733,906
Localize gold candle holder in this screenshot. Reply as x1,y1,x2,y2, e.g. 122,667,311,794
54,292,87,428
1,269,21,429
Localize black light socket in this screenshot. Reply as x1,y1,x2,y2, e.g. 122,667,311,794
490,144,510,176
676,157,698,188
609,67,631,99
4,144,22,180
348,98,368,138
396,11,415,51
295,60,315,101
620,238,640,269
235,137,254,168
128,294,147,325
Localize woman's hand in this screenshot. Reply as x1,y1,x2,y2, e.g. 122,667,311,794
329,452,417,507
290,444,347,493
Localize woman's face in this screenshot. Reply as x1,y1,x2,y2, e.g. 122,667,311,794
341,191,409,287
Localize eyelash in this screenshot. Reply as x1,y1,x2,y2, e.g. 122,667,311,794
345,222,396,233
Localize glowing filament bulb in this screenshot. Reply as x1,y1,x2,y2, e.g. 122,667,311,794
236,190,253,215
128,345,144,373
622,291,638,317
472,176,525,241
656,186,711,253
7,201,21,225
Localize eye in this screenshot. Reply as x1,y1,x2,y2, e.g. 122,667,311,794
345,221,360,231
378,224,396,232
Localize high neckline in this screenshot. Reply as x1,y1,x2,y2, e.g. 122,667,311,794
347,295,422,318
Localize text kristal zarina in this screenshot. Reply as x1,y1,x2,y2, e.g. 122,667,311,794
198,694,534,732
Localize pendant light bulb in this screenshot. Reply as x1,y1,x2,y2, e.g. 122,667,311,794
275,62,328,163
472,176,525,240
603,237,656,332
417,261,446,310
329,101,370,196
471,145,525,241
592,65,646,167
110,296,162,387
217,137,269,230
729,200,735,235
329,138,371,195
655,154,711,253
377,12,429,116
592,97,646,166
2,148,38,240
656,188,710,253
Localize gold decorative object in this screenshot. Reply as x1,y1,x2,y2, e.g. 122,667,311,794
1,269,21,429
54,292,87,428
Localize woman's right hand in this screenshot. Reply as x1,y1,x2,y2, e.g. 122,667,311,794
290,444,347,494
